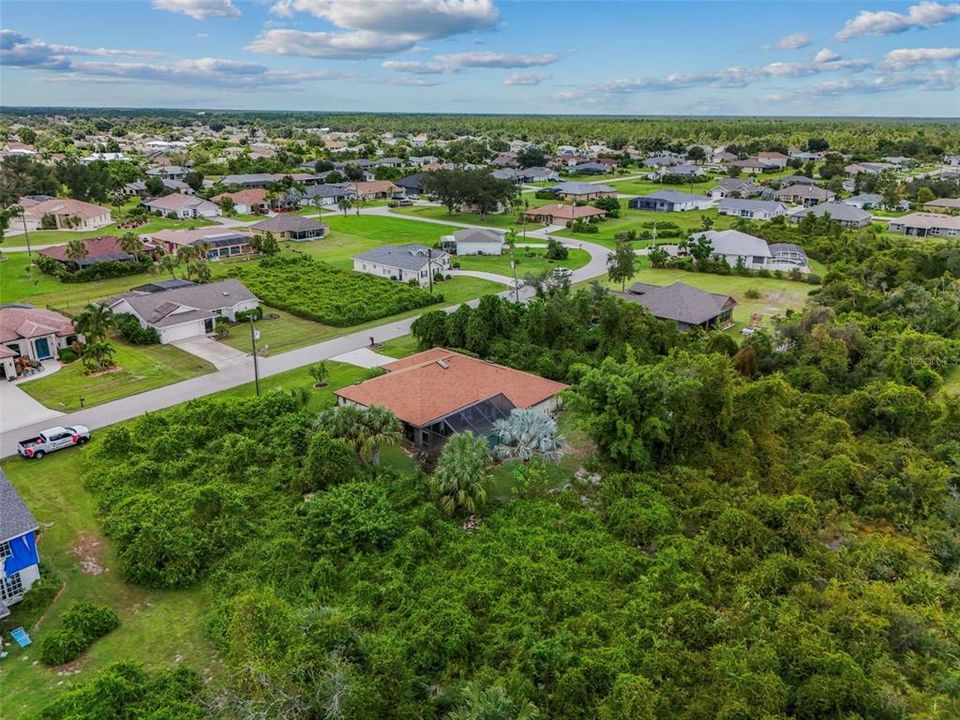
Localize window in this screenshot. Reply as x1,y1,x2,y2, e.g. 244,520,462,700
0,540,11,560
0,571,24,601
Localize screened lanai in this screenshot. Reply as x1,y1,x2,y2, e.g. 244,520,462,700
411,393,516,455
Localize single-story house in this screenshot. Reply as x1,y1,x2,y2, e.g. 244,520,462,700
788,202,872,228
845,162,895,176
395,173,427,196
776,175,820,188
353,180,400,200
728,158,777,174
0,468,42,611
491,168,520,182
211,188,269,215
301,183,354,207
717,198,788,221
651,164,705,180
352,244,451,287
334,348,568,453
143,193,221,219
688,229,775,269
757,151,789,168
571,162,611,175
923,197,960,211
620,281,737,330
0,305,82,378
249,215,327,242
842,193,883,210
888,212,960,237
643,154,685,167
548,181,618,201
38,235,139,268
629,191,713,212
774,184,836,207
104,279,260,344
524,204,607,225
517,167,560,182
147,227,253,259
441,227,505,256
217,173,277,188
708,178,761,200
21,198,112,232
146,165,188,180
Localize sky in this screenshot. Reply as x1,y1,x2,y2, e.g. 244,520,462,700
1,0,959,116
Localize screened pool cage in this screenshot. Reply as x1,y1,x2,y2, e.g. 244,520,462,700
408,393,516,455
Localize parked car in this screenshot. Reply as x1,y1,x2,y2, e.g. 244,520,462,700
552,267,573,279
388,198,414,207
17,426,91,459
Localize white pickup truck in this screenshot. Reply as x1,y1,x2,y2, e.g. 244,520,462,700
17,425,91,459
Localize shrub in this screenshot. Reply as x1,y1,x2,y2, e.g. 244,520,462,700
36,255,153,283
744,288,761,299
41,603,120,666
114,313,160,345
235,306,263,323
58,348,78,363
301,432,358,492
535,190,556,200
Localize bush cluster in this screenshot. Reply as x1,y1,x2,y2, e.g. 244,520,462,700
35,255,153,283
40,603,120,666
114,313,160,345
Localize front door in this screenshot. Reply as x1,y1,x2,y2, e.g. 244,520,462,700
204,318,215,334
34,337,52,360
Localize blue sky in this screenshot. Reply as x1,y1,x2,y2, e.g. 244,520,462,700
2,1,959,116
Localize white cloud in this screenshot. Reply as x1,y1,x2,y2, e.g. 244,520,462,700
764,70,959,100
835,1,960,40
247,29,420,58
1,29,162,70
882,47,960,69
382,60,460,74
503,71,547,86
270,0,499,39
771,32,811,49
814,48,842,63
433,51,559,68
152,0,241,20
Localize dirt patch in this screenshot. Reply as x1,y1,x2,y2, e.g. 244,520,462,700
71,533,108,575
84,365,124,378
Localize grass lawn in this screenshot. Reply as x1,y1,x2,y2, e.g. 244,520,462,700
378,334,421,359
389,204,545,231
0,451,219,720
457,247,591,276
2,216,217,248
19,342,215,412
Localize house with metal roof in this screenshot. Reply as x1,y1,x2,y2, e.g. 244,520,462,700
788,202,872,228
629,191,713,212
0,468,42,615
441,227,505,256
104,278,260,344
352,244,451,287
620,281,737,330
717,198,788,221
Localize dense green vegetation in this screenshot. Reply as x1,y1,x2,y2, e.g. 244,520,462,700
227,255,441,326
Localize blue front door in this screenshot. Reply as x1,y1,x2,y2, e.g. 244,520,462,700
34,337,52,360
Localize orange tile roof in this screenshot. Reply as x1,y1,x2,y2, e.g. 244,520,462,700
355,180,399,194
525,204,606,221
335,349,568,427
212,188,268,206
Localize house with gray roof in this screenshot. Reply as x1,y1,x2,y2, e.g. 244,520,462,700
571,162,612,175
708,178,761,200
517,167,560,182
217,173,277,188
775,184,836,207
0,467,41,613
842,193,883,210
104,278,260,344
352,244,451,287
717,198,788,221
629,190,713,212
620,281,737,330
649,164,705,181
441,228,505,256
549,181,618,201
788,202,872,228
249,215,327,241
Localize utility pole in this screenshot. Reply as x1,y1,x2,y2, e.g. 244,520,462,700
427,247,434,293
249,315,261,396
511,254,520,303
21,210,31,257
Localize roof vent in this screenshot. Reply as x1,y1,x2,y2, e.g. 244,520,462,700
436,359,449,369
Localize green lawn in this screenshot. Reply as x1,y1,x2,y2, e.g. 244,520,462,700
0,450,219,720
457,247,591,276
378,334,421,359
19,342,215,412
2,216,218,248
219,307,329,355
389,204,545,230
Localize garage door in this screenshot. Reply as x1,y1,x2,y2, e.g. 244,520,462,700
161,321,203,344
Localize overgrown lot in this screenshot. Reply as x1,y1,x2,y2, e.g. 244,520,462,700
227,254,441,326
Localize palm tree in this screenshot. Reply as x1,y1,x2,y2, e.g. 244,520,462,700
65,238,89,264
445,684,538,720
119,231,142,256
492,408,565,462
158,253,179,279
316,404,368,459
361,405,402,465
432,432,491,516
337,197,352,216
74,302,115,345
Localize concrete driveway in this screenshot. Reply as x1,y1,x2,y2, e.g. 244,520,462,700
0,381,63,434
171,337,248,370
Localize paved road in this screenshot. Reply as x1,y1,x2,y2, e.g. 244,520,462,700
0,214,608,458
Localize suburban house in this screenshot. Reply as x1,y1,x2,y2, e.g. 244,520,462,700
888,213,960,237
774,184,836,207
757,151,789,168
441,227,505,256
517,167,560,182
146,165,188,180
211,188,269,215
302,184,353,207
776,175,820,188
104,279,261,344
650,164,705,180
0,468,41,613
143,193,221,219
334,348,568,453
353,180,400,199
789,202,872,228
21,198,112,232
249,215,327,241
717,198,788,221
845,162,895,176
525,204,607,225
571,162,611,174
620,281,738,330
217,173,277,188
842,193,883,210
728,158,776,174
395,173,427,197
708,178,761,199
923,197,960,211
146,227,254,259
629,191,713,212
688,229,772,269
352,244,451,287
38,235,140,268
643,154,684,167
548,182,618,201
0,305,82,379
